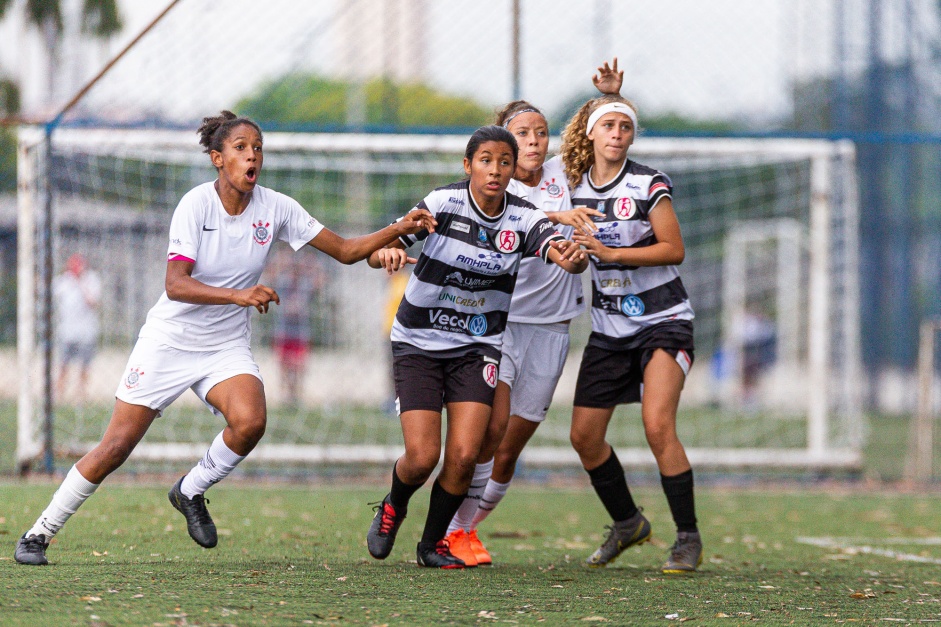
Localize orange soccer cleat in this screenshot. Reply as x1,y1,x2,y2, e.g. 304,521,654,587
443,528,479,567
467,528,492,566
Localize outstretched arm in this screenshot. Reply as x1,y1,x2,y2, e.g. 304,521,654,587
307,208,436,265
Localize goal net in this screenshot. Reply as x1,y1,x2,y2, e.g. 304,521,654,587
16,129,862,471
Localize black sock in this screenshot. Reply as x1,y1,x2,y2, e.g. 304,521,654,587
420,479,466,544
586,449,637,522
389,462,423,513
661,469,698,533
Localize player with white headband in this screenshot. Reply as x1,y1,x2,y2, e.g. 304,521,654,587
439,60,625,567
561,93,703,573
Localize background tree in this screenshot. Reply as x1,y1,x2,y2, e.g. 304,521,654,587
237,72,490,130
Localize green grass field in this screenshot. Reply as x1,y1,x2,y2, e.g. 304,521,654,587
1,482,940,625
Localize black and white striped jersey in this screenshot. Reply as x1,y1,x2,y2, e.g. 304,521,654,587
571,159,695,347
391,180,564,353
506,156,586,324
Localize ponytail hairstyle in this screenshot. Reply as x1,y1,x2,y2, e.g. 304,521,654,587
495,100,546,128
560,95,637,188
464,125,518,166
197,110,263,155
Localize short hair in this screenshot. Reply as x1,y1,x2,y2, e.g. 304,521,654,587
197,110,263,154
464,125,518,165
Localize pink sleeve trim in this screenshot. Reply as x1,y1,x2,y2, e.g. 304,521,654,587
167,254,195,263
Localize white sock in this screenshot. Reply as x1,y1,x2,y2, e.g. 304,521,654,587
27,465,99,539
180,431,245,498
447,459,494,535
471,478,512,527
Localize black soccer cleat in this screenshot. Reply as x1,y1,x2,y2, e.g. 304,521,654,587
14,533,49,565
586,509,652,567
168,476,218,548
367,494,406,560
416,539,466,569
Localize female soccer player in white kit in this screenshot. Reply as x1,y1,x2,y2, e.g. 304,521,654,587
14,111,434,566
443,62,624,567
364,125,587,568
564,95,702,573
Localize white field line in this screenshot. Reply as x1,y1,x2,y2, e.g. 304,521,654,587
796,536,941,565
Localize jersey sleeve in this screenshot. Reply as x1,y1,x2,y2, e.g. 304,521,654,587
166,192,203,263
521,209,565,262
647,172,673,213
276,193,325,250
397,196,437,248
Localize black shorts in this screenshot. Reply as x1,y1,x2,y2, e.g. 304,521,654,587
573,323,695,409
393,347,502,413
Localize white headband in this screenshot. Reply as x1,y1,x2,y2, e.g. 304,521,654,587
586,102,638,136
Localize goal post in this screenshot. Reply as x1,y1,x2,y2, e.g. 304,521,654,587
16,129,862,471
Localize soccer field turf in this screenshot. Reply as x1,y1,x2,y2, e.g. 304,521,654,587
1,482,939,625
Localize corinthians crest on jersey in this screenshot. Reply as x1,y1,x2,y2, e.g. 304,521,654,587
391,180,564,353
570,159,694,344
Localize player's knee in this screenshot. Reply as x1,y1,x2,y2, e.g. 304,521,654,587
569,427,598,456
643,422,677,455
493,447,519,476
405,445,440,476
230,413,267,444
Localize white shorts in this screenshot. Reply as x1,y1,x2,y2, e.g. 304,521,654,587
498,321,570,423
115,337,263,417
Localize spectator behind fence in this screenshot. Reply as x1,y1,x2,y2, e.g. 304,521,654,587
271,249,324,406
54,253,102,403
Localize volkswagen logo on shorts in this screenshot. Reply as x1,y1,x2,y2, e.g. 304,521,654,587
483,363,498,388
467,314,488,336
620,294,645,317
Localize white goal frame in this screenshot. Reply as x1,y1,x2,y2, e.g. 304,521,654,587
16,129,862,470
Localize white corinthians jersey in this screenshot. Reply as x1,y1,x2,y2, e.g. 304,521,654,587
506,156,585,323
139,182,324,351
392,180,564,353
571,159,694,343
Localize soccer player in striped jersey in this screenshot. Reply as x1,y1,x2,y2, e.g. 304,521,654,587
443,60,625,567
365,125,588,569
562,95,703,573
14,111,434,566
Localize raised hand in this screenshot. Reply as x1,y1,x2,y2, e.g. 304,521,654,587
592,57,623,95
555,206,605,235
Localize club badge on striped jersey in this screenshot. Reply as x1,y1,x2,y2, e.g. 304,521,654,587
483,363,498,388
497,230,519,253
620,294,645,317
613,197,636,220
